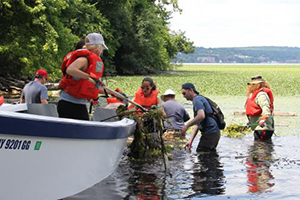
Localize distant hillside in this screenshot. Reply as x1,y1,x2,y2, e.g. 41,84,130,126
174,46,300,63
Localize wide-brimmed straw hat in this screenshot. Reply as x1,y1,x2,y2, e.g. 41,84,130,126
248,75,265,85
161,89,175,101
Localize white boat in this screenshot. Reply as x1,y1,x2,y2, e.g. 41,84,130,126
0,103,136,200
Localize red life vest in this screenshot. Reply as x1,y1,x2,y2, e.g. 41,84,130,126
106,97,123,104
246,88,274,116
134,87,159,110
59,49,104,100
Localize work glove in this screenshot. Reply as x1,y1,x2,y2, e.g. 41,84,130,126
89,72,103,88
0,95,4,106
92,97,99,106
259,115,268,127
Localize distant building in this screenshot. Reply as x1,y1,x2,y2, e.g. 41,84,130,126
196,56,216,63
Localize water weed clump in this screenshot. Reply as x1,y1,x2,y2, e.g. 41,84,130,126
222,123,251,138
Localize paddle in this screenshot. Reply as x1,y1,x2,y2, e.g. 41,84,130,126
88,76,148,112
0,95,4,106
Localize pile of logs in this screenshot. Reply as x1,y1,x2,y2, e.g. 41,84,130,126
0,76,61,100
0,76,26,98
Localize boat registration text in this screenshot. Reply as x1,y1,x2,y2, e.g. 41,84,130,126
0,138,31,150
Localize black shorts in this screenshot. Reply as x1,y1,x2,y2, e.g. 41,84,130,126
254,130,273,141
57,100,89,120
197,131,221,152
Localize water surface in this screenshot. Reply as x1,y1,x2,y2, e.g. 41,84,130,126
66,96,300,199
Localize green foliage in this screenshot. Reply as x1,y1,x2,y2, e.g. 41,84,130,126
94,0,194,74
119,107,165,160
0,0,192,78
222,123,251,138
0,0,110,77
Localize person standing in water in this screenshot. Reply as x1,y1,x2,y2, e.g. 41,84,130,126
246,76,274,140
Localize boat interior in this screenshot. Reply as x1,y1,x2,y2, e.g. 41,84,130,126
0,103,119,122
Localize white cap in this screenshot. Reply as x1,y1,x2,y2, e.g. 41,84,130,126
85,33,108,50
163,89,175,96
161,89,175,101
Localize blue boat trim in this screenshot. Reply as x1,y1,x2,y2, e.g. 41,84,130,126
0,115,136,139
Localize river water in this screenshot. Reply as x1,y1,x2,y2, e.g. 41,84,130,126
65,96,300,200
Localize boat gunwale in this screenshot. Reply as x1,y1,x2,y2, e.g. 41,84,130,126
0,111,136,139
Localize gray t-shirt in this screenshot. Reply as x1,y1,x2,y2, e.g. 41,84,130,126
193,95,219,134
21,81,48,103
162,99,190,130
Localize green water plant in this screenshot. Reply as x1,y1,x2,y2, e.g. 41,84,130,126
222,123,251,138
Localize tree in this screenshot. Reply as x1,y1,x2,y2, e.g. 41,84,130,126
0,0,193,78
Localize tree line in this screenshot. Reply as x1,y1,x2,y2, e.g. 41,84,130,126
174,46,300,63
0,0,194,79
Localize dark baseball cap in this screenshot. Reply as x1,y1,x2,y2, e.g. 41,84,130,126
181,82,199,95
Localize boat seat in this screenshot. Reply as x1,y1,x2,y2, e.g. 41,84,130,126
26,104,59,117
93,107,118,122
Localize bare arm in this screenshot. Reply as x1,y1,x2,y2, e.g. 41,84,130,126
181,109,205,136
157,98,166,118
41,99,48,104
66,57,90,79
185,125,199,150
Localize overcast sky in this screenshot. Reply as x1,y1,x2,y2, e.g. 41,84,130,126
169,0,300,48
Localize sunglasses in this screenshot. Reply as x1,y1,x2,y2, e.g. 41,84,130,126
141,86,151,90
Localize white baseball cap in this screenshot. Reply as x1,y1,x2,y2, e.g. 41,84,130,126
85,33,108,50
161,89,176,101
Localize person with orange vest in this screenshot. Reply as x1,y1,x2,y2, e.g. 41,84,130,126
57,33,108,120
245,75,274,140
128,77,163,111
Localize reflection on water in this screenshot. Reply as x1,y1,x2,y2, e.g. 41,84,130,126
185,151,225,199
65,135,300,200
245,141,275,193
124,161,166,200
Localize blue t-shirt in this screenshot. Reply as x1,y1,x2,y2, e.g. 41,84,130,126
193,95,220,134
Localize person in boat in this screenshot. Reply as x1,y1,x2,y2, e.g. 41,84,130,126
181,83,220,152
57,33,108,120
161,89,190,137
61,40,86,71
246,76,274,140
128,77,163,111
20,69,49,104
105,88,128,109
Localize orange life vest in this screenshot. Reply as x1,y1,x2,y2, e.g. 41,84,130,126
59,49,104,100
246,88,274,116
134,87,159,110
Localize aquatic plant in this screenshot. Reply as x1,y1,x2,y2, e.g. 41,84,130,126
222,123,251,138
104,65,300,98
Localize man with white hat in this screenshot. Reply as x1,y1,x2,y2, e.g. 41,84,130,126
161,89,190,134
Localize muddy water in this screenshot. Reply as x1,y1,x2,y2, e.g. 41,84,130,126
66,96,300,200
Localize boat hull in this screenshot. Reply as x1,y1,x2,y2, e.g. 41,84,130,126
0,110,136,200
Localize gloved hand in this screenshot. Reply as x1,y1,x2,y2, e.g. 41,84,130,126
89,72,103,88
259,115,268,127
92,97,99,105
